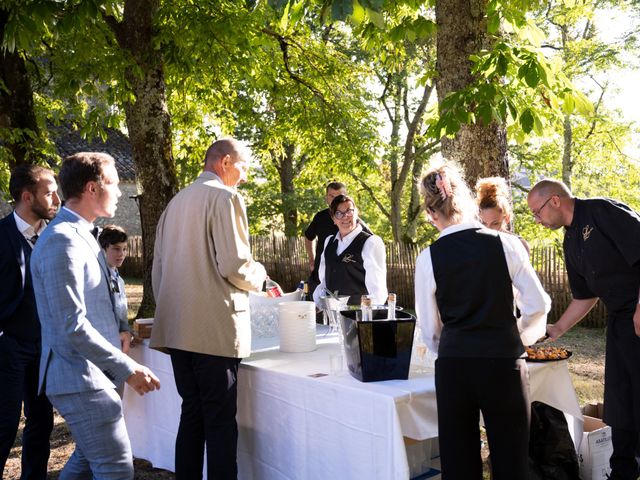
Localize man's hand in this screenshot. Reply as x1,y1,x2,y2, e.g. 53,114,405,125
546,323,565,341
126,365,161,396
120,331,132,354
634,304,640,337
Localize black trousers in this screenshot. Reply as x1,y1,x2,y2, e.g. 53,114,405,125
0,333,53,480
435,357,530,480
604,313,640,479
609,427,640,480
169,349,241,480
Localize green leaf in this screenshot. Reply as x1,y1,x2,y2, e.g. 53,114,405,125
533,114,544,135
360,0,383,11
506,98,518,119
268,0,289,9
572,90,594,115
496,53,508,77
332,0,353,21
279,1,290,30
523,62,540,88
477,104,493,125
562,93,575,114
351,0,365,25
520,108,534,133
487,11,500,35
366,8,384,28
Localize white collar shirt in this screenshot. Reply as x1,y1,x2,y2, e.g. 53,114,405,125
13,211,46,245
313,224,388,306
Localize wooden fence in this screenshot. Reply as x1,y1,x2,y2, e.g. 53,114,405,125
119,235,144,278
121,235,608,327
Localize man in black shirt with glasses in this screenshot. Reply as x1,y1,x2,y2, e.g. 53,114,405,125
528,178,640,480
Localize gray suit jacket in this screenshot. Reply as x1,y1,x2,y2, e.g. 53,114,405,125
31,208,137,395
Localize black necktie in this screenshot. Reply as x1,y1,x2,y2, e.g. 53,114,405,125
91,227,100,239
29,234,38,245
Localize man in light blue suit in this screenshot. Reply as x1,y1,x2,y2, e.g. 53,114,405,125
31,152,160,479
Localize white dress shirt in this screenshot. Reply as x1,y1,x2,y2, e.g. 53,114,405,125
13,211,46,245
313,224,388,306
415,221,550,354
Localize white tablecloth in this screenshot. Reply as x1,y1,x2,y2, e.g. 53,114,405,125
123,330,583,479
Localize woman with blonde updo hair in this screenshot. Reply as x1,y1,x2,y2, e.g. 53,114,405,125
475,177,530,254
415,161,550,480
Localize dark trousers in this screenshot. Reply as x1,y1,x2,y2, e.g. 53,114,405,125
435,357,530,480
169,349,241,480
604,313,640,479
609,427,640,480
0,333,53,480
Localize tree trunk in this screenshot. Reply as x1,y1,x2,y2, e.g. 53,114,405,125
403,154,429,243
276,143,298,237
388,77,403,242
0,9,40,167
435,0,508,186
562,114,572,190
107,0,177,317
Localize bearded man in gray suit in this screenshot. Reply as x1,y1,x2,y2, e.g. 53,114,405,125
31,152,160,479
152,138,267,480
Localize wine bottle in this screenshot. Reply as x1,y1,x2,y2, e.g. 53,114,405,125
387,293,396,320
265,276,283,298
300,282,310,301
360,294,372,322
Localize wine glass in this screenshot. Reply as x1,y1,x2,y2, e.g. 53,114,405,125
412,339,434,375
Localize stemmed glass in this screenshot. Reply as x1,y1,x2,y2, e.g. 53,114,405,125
412,338,435,375
321,295,349,336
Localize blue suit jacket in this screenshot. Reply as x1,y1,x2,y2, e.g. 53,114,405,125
30,208,136,395
0,213,40,341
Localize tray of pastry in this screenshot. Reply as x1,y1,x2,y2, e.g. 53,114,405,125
525,345,572,362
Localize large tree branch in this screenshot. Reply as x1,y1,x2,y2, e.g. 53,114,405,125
349,171,390,219
379,74,394,124
584,79,606,140
415,138,441,158
101,11,126,48
606,131,640,162
294,153,308,176
261,27,327,104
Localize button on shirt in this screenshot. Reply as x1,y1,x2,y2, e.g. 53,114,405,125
415,221,550,354
313,224,388,305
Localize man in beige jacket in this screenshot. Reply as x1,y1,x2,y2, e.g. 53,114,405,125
151,138,267,480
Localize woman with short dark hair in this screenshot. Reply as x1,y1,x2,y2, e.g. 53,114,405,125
312,194,387,306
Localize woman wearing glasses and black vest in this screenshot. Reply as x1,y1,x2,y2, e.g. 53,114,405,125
312,194,387,306
415,162,550,480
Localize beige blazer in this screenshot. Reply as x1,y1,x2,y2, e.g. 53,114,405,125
150,172,266,358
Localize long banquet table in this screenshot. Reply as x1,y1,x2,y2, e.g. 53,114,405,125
123,328,583,479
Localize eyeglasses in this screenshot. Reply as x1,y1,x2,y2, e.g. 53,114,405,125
532,196,555,219
334,208,355,219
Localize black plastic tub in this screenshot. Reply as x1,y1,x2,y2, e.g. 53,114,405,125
339,309,416,382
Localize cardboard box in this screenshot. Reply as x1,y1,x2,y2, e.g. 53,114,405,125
582,402,604,419
578,415,612,480
404,437,432,479
133,318,153,339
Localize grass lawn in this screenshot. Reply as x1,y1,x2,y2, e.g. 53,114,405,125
556,326,606,405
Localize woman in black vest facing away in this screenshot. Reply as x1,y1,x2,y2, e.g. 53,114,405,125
415,162,550,480
312,194,387,306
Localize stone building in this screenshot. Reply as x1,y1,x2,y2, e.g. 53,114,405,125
1,125,142,235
